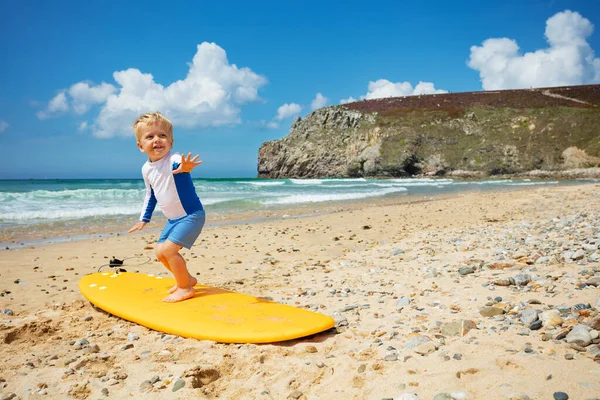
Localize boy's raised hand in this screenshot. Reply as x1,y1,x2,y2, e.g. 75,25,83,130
128,221,147,233
173,153,202,174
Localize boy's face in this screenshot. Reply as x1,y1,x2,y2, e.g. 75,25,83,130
136,122,173,162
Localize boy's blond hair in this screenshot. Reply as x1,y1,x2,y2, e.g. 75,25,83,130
133,112,173,141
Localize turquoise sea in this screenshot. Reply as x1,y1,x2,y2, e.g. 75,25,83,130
0,177,597,247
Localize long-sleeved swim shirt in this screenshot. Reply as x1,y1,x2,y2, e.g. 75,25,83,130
139,152,203,222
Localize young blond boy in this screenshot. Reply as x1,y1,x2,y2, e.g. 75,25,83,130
129,112,205,303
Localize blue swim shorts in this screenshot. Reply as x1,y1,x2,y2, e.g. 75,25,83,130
158,210,206,249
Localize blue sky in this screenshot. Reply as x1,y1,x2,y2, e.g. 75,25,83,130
1,0,599,179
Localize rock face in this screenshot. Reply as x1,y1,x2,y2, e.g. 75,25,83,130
257,85,600,178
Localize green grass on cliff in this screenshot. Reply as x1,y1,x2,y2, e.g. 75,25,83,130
376,106,600,174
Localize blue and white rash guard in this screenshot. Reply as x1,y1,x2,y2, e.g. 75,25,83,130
140,152,203,222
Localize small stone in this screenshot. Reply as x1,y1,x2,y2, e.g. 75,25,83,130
514,273,532,286
172,378,185,392
120,343,134,351
459,267,474,275
357,364,366,373
480,306,505,317
564,353,575,360
288,390,303,399
2,309,14,316
305,345,317,353
74,339,89,347
433,394,452,400
540,310,563,327
585,316,600,330
404,335,432,350
85,344,100,354
128,333,139,341
566,325,592,347
586,345,600,358
396,296,411,307
415,341,436,356
441,320,477,337
139,380,153,393
586,277,600,287
553,392,568,400
520,309,539,325
530,320,543,330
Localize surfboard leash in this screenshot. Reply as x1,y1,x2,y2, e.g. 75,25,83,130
97,255,151,273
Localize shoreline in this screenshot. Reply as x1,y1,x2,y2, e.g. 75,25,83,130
1,183,599,399
0,181,574,249
0,191,442,249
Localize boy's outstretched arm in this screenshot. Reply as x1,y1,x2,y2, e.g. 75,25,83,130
173,153,202,174
128,221,148,233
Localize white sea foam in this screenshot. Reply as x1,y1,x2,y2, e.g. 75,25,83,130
507,181,558,186
289,179,323,185
378,181,453,187
236,181,286,186
390,178,454,183
453,179,513,185
0,188,143,201
261,187,407,205
321,178,367,182
1,206,142,221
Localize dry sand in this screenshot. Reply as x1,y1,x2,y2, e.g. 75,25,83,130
1,184,600,400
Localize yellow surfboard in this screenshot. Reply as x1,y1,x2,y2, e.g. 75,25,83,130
79,272,335,343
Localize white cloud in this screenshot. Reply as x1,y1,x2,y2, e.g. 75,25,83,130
341,80,447,104
468,10,600,90
37,92,68,119
37,82,117,119
311,93,328,110
275,103,302,120
364,79,447,99
0,120,8,133
78,121,88,131
266,121,279,129
38,42,267,138
69,82,116,114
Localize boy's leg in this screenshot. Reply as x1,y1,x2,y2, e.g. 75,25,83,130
157,224,197,294
157,242,197,294
160,239,196,302
155,243,172,272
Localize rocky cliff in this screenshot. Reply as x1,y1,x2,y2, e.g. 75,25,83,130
258,85,600,178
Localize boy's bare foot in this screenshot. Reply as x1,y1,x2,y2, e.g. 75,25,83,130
168,276,197,294
162,287,196,303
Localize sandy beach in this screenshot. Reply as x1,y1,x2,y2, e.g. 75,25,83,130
1,184,600,400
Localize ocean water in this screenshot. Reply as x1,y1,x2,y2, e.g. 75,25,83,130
0,177,596,246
